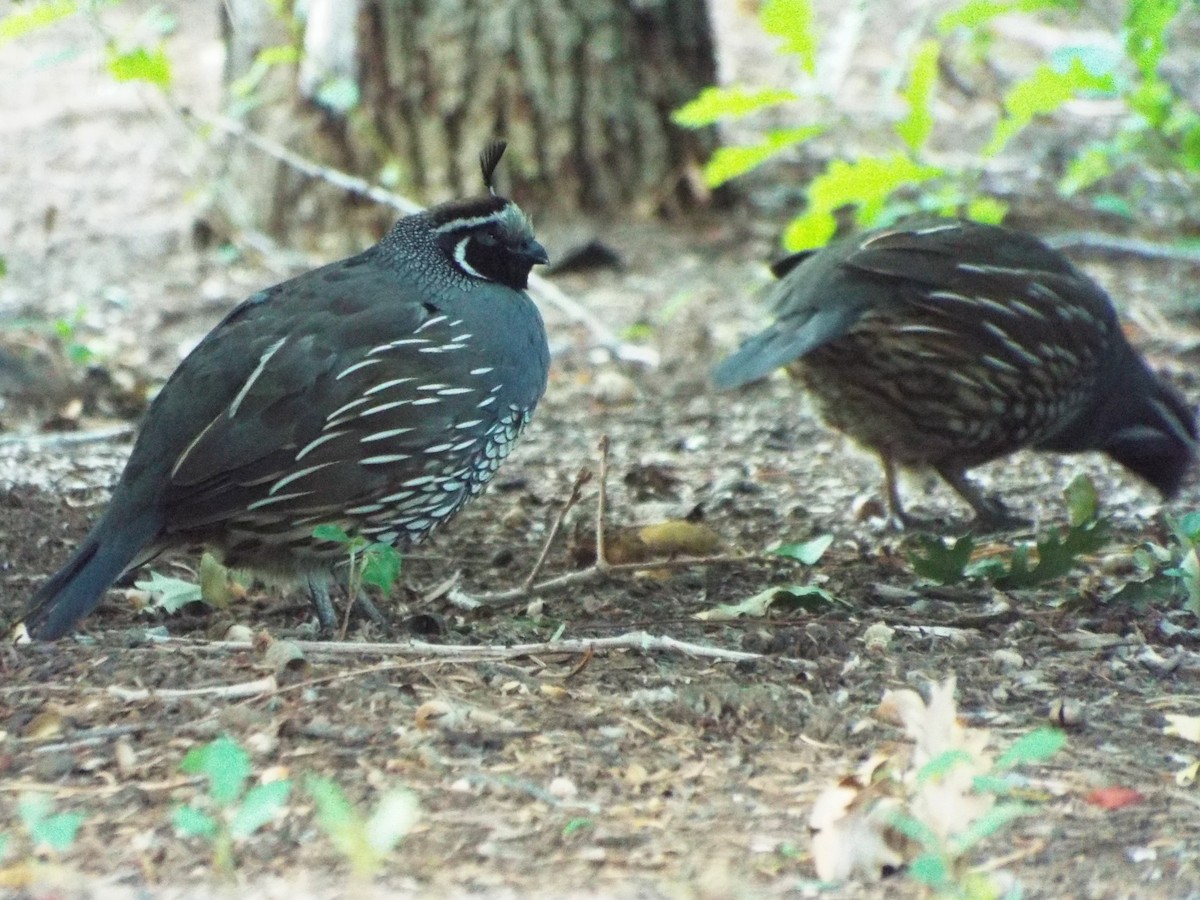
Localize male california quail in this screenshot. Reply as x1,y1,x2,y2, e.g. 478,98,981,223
713,218,1196,526
21,141,550,640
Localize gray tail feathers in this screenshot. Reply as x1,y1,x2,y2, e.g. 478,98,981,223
21,515,158,640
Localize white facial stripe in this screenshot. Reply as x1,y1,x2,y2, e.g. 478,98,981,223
454,236,492,281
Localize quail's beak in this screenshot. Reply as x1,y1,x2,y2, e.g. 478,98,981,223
524,239,550,267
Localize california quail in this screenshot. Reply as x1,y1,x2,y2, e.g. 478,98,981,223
22,141,550,640
713,218,1196,526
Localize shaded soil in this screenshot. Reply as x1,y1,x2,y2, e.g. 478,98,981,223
3,2,1200,898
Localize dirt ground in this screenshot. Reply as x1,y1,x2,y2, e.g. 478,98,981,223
4,3,1200,898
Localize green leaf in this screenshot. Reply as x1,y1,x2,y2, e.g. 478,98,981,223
0,256,6,278
315,76,360,114
783,153,943,250
1090,194,1133,219
760,0,818,72
907,852,951,888
18,792,52,829
984,58,1116,156
313,523,352,544
781,210,838,253
361,543,403,592
181,735,251,807
673,86,798,128
230,780,291,840
198,552,234,608
306,774,361,843
1125,0,1182,78
896,40,939,152
0,0,78,44
995,727,1066,769
1175,548,1200,615
134,571,203,614
887,811,940,848
938,0,1071,32
561,817,594,838
365,790,420,853
1171,512,1200,545
29,811,85,852
909,534,976,584
916,749,974,783
965,196,1008,224
1061,144,1114,195
1063,473,1099,527
695,584,840,620
106,45,173,88
772,533,833,565
949,802,1031,855
702,125,826,187
172,804,219,840
995,519,1109,589
230,43,299,98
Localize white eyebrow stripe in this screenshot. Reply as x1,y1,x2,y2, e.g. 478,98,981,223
433,212,503,233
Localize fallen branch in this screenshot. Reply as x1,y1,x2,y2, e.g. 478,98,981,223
0,425,134,448
107,675,278,702
1049,230,1200,266
156,630,765,663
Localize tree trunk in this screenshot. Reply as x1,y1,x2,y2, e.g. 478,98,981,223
219,0,718,245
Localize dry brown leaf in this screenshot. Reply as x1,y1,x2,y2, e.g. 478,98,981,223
809,782,904,882
22,710,66,740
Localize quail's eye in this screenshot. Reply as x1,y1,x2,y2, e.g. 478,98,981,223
475,230,499,247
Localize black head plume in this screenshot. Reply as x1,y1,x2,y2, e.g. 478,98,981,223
480,140,508,195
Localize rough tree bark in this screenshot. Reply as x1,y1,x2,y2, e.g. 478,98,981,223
219,0,718,244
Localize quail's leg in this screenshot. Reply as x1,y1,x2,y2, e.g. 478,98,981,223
305,573,389,632
350,589,388,629
936,466,1027,531
305,573,338,632
881,455,919,530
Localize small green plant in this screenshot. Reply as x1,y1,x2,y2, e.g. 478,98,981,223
909,474,1109,589
1110,510,1200,614
312,524,403,600
895,727,1067,897
173,735,291,875
305,775,419,879
672,0,1197,250
1,1,176,88
1061,0,1200,201
13,792,85,855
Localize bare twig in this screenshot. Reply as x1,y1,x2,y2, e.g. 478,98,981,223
0,425,134,448
1049,231,1200,266
186,109,657,365
594,435,612,575
157,631,766,663
467,551,775,609
451,432,782,609
522,466,592,591
22,724,143,755
107,675,278,702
